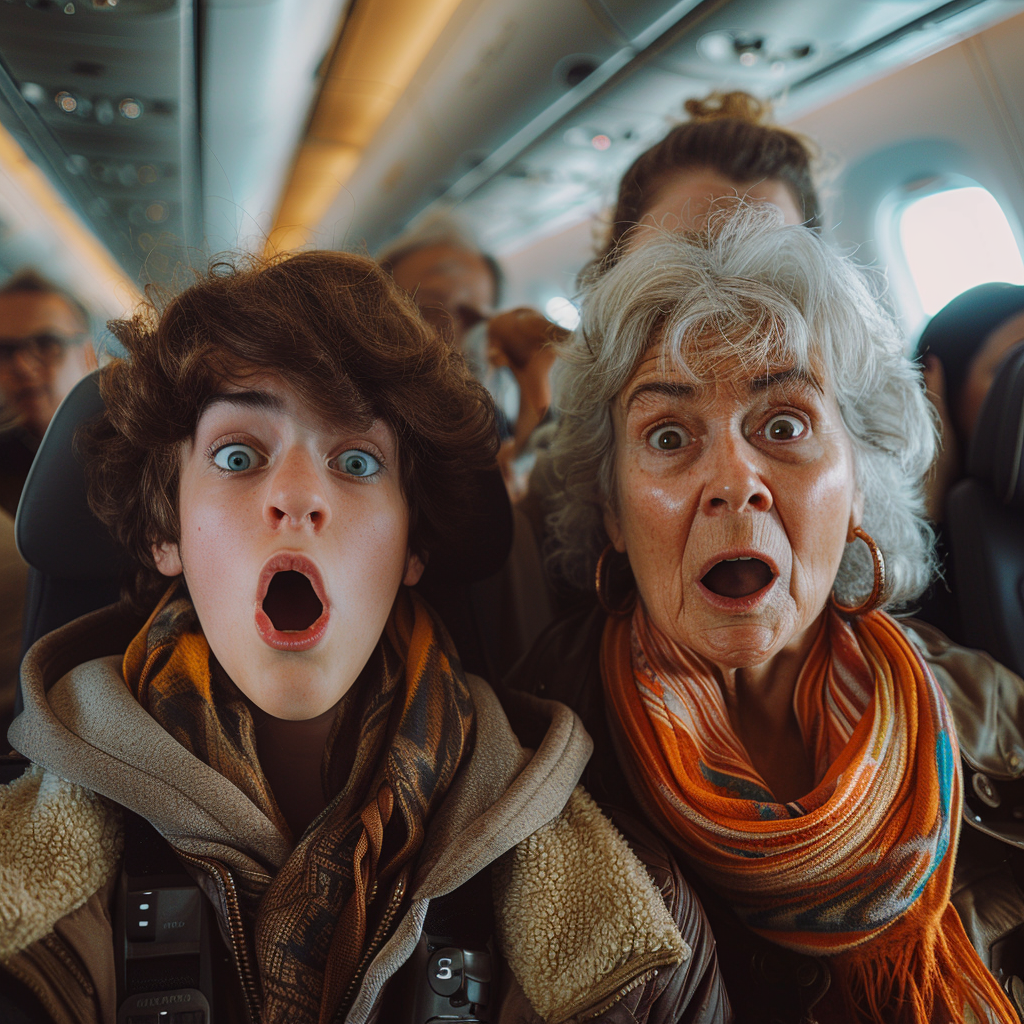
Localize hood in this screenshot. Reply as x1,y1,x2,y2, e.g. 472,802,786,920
9,599,592,891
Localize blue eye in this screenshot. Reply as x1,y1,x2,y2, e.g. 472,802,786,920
213,443,259,472
647,425,691,451
335,449,381,477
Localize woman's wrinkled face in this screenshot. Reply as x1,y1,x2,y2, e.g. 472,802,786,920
627,169,804,251
604,342,860,671
152,375,424,721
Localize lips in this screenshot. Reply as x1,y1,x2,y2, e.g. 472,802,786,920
254,553,330,651
698,551,778,609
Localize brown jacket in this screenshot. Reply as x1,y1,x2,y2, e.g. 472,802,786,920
506,602,1024,1024
0,602,731,1024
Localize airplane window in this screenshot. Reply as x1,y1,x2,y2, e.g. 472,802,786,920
898,186,1024,316
544,296,581,331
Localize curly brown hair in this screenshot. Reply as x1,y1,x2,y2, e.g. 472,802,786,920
82,250,499,604
595,91,820,272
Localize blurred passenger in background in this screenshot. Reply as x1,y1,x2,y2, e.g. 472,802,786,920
0,269,96,518
914,281,1024,639
380,220,563,674
592,90,821,274
0,271,91,742
380,218,561,494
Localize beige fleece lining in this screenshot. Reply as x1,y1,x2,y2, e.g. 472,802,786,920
0,765,122,957
495,786,689,1024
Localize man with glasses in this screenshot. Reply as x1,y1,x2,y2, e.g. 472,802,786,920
0,270,97,518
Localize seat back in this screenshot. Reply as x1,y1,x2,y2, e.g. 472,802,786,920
945,345,1024,674
16,369,128,653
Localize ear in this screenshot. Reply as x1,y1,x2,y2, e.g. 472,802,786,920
403,549,426,587
849,489,865,533
152,541,183,577
603,503,626,554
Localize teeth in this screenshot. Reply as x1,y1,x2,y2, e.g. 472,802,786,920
724,556,754,562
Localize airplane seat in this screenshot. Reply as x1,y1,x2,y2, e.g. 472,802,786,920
945,345,1024,676
15,369,126,656
11,369,513,717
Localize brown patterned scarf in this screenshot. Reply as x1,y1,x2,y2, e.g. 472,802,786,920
123,583,476,1023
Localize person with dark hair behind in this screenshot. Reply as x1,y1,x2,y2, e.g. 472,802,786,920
593,90,821,274
915,281,1024,639
0,250,727,1024
0,269,97,518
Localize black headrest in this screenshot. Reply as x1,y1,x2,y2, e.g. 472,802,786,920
14,368,513,587
15,370,129,581
966,345,1024,509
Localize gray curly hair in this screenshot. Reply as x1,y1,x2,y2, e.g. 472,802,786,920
548,203,938,610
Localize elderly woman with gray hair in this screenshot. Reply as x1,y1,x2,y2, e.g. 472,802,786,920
507,205,1024,1024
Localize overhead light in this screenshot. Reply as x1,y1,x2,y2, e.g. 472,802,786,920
21,82,45,105
591,134,611,151
54,90,78,113
697,31,814,70
118,98,142,119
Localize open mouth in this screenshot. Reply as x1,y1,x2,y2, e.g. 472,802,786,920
262,571,324,632
255,554,330,651
701,557,775,599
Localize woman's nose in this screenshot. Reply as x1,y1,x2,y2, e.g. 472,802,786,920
701,433,773,515
264,447,330,530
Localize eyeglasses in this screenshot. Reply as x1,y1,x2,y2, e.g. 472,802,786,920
0,332,84,365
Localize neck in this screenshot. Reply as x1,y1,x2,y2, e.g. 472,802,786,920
714,618,823,804
251,700,340,842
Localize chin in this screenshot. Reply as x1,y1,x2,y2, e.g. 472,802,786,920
694,623,782,668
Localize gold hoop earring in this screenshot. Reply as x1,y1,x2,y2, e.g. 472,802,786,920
595,542,636,617
830,525,886,616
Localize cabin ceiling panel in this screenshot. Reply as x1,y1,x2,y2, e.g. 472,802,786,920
0,0,198,285
348,0,1021,260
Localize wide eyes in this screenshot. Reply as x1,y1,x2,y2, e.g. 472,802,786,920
213,443,260,472
211,443,381,478
332,449,382,478
647,425,691,451
763,413,807,441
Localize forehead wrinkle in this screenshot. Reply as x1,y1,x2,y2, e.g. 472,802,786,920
625,380,695,411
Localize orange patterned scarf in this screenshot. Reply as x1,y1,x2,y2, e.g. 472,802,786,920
123,583,475,1023
603,604,1015,1023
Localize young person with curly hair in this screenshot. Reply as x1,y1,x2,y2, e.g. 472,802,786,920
0,251,727,1024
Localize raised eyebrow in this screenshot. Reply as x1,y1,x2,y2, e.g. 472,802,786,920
749,368,821,393
199,390,285,417
625,380,695,410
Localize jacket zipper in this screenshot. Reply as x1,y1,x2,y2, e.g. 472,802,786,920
175,849,262,1022
336,873,408,1019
